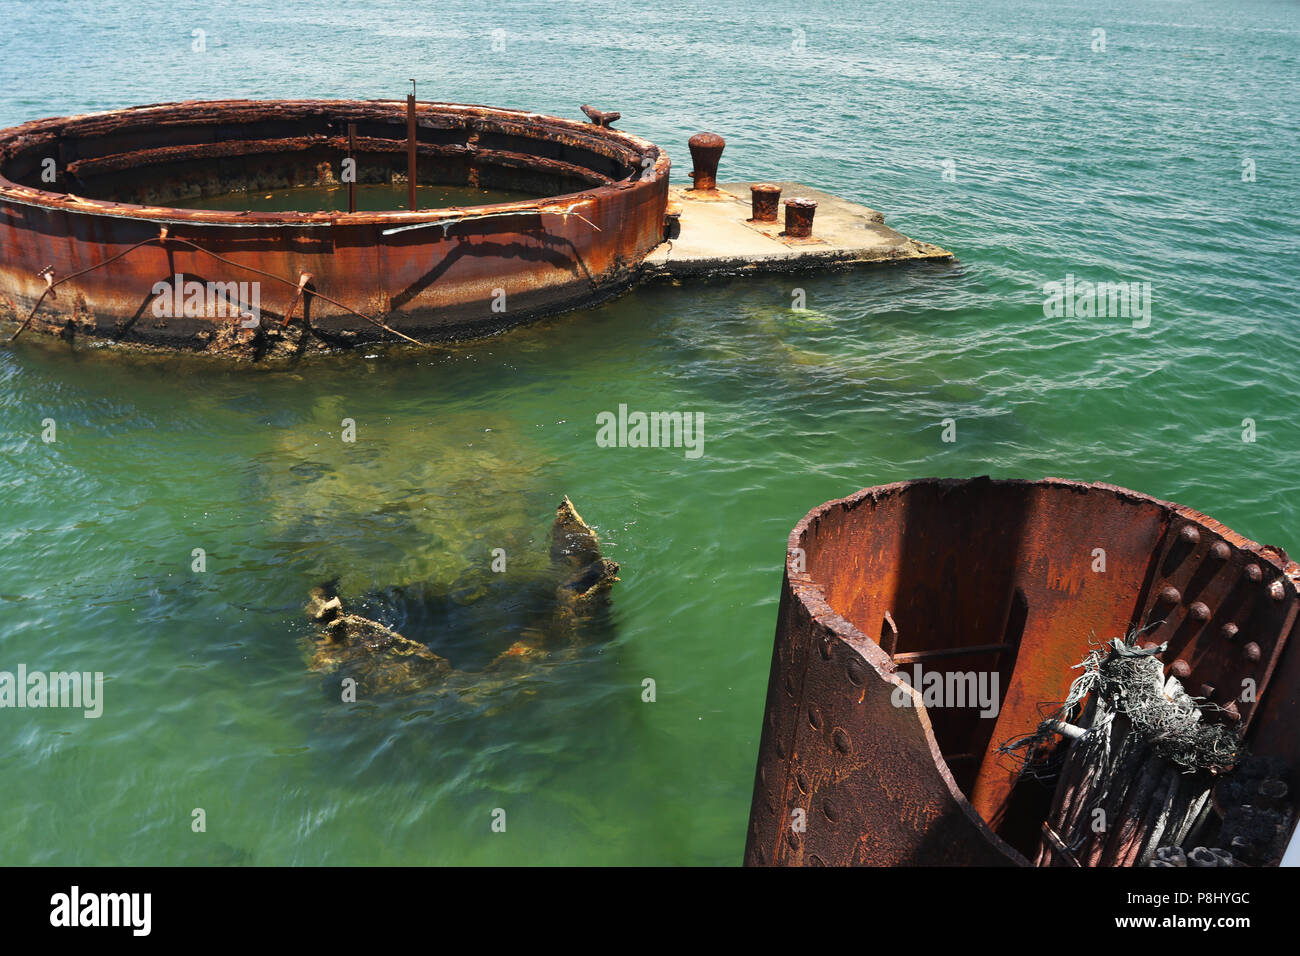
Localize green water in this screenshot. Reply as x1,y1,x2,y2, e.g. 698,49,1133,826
1,0,1298,865
179,183,537,213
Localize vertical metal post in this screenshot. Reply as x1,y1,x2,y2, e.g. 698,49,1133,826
347,123,357,214
407,80,418,211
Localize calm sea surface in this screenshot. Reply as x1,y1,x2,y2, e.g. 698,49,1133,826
1,0,1297,864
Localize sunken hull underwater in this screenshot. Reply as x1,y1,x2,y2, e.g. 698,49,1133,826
746,478,1300,867
0,99,669,352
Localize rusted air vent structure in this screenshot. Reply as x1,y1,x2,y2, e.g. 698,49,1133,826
0,99,668,352
746,478,1300,866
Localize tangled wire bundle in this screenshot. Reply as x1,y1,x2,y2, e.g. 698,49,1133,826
1000,632,1242,866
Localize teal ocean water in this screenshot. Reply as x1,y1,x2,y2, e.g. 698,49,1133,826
1,0,1297,864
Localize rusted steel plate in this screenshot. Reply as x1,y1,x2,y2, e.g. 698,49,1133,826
0,99,670,353
745,478,1300,866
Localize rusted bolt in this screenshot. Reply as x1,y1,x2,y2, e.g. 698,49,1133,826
784,198,818,238
1210,541,1231,561
1158,586,1182,605
1189,601,1211,622
750,183,782,222
1244,641,1262,662
1245,563,1262,582
1170,659,1192,679
1220,622,1239,641
1258,778,1288,810
687,132,725,191
1179,525,1201,546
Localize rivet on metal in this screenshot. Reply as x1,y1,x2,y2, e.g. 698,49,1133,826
1178,525,1201,546
833,729,852,754
796,770,810,794
1245,564,1262,583
1210,541,1231,561
1170,659,1192,679
808,707,823,730
1188,601,1211,622
1158,586,1182,605
1220,622,1239,641
1244,642,1262,663
1269,579,1286,601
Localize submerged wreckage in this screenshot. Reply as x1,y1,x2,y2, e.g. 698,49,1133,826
0,97,949,357
746,478,1300,867
301,497,618,699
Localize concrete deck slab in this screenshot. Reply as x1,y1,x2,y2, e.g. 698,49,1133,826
639,181,952,280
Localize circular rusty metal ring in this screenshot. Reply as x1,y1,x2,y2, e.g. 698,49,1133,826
746,477,1300,866
0,99,671,347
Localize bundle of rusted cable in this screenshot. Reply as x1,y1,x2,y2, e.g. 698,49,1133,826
1001,634,1240,867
